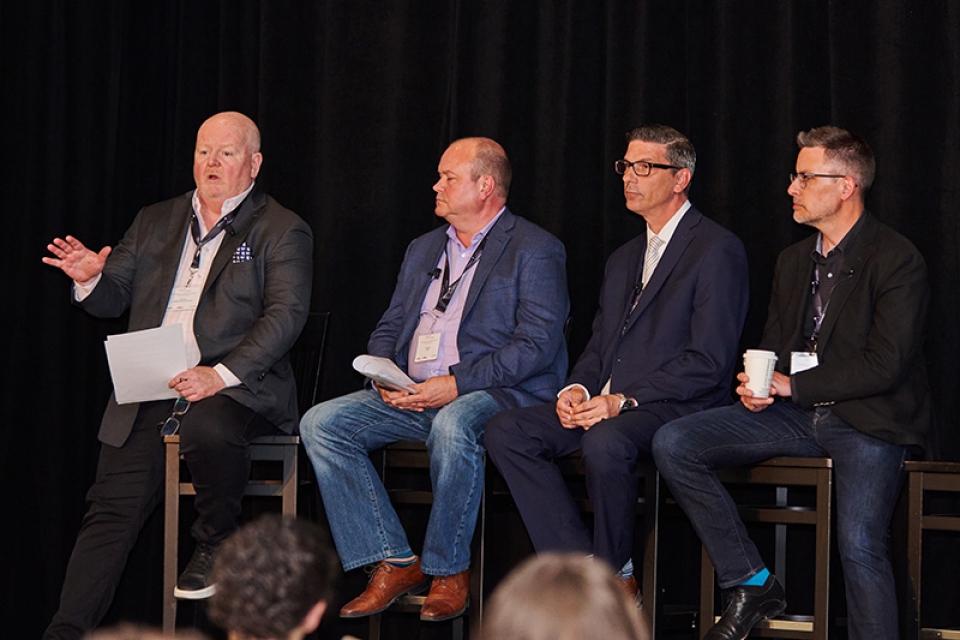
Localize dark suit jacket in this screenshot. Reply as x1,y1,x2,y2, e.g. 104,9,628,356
78,187,314,447
760,211,932,453
367,208,569,410
568,205,749,420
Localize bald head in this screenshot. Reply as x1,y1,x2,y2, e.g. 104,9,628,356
199,111,261,153
193,111,263,210
454,137,512,199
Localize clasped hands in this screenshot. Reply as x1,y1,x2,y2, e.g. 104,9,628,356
377,375,458,411
556,387,622,430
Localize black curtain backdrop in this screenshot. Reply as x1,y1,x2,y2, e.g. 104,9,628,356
4,1,959,637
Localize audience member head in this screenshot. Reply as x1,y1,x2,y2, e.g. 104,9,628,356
796,125,875,197
480,553,649,640
207,514,340,640
84,623,209,640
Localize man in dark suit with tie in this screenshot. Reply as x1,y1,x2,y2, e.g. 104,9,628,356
485,125,749,605
300,137,569,622
653,126,931,640
42,111,313,638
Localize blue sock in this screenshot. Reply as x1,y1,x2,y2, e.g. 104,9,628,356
385,555,418,567
740,567,770,587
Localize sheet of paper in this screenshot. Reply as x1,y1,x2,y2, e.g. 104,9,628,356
352,354,418,393
104,325,188,404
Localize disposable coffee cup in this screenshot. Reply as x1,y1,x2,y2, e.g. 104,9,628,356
742,349,778,398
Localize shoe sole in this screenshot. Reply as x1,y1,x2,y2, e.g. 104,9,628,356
339,579,432,618
420,597,470,622
707,599,787,640
741,599,788,635
174,584,217,600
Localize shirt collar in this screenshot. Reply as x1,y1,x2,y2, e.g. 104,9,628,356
813,210,867,260
446,205,506,250
647,199,691,245
191,182,256,232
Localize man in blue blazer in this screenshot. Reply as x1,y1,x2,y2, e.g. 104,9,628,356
485,125,749,606
42,112,313,638
300,137,569,622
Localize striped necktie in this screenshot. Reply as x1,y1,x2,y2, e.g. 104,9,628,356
626,234,665,320
642,234,664,286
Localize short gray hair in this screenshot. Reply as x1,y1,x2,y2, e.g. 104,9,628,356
626,124,696,177
797,126,875,195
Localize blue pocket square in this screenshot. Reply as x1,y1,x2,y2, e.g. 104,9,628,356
232,242,253,263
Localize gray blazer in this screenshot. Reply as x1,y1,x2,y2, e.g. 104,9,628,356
79,187,314,446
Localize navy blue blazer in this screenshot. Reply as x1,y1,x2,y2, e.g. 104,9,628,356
568,205,749,420
78,187,314,446
367,208,569,410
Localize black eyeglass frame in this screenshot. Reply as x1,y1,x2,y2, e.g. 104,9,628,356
614,159,682,177
158,396,191,437
789,172,848,188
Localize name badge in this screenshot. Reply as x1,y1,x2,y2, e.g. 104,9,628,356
790,351,819,374
414,333,441,363
169,285,202,311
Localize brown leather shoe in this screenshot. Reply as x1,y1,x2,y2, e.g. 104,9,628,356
339,559,430,618
420,569,470,621
618,575,641,606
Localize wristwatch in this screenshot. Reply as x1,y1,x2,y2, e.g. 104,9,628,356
615,393,638,413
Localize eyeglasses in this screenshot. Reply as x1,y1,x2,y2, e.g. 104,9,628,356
614,159,681,177
158,396,191,437
789,173,847,189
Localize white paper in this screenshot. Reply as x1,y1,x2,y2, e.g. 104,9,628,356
352,354,417,393
104,325,188,404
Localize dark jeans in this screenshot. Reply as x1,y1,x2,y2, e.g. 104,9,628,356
44,395,277,640
485,401,673,571
652,401,907,640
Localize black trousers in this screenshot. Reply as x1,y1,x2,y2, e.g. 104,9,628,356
44,395,278,639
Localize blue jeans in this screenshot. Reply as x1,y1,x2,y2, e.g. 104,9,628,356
652,401,907,640
300,388,499,576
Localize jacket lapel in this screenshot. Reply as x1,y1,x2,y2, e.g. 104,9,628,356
621,208,701,334
157,195,193,316
201,188,267,298
812,213,878,352
461,209,514,319
400,231,448,342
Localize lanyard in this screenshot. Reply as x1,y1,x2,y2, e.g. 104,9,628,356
189,210,237,269
809,264,831,351
434,236,488,314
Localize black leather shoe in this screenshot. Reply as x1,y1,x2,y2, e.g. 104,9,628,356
705,574,786,640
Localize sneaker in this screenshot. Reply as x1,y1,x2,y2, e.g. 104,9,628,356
174,542,220,600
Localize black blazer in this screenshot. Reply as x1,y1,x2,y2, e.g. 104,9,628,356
760,211,932,454
78,187,314,446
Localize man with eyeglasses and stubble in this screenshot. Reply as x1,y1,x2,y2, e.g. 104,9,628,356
485,124,749,619
653,126,932,640
42,112,313,639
